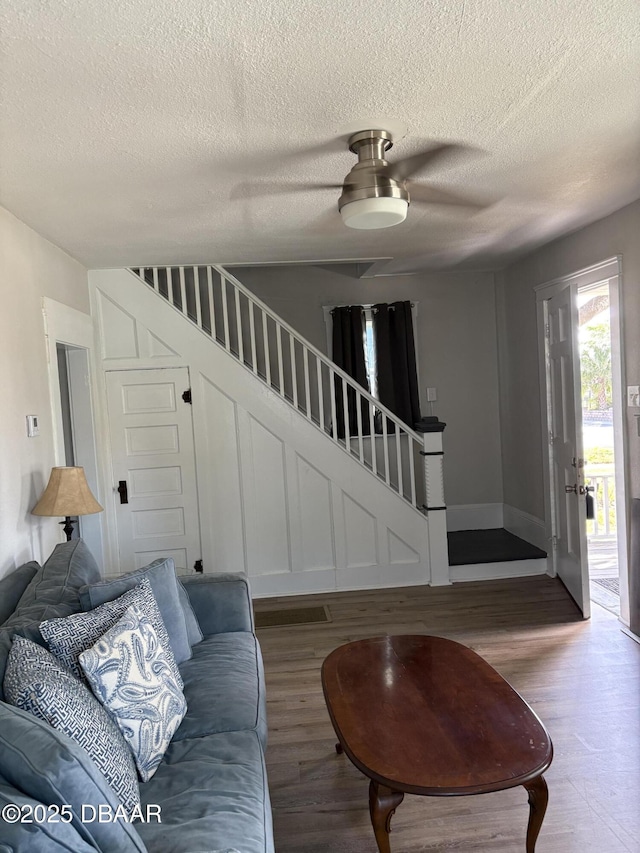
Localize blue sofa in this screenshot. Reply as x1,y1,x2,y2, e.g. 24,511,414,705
0,540,274,853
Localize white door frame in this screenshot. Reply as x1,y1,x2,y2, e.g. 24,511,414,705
42,297,106,569
535,256,629,626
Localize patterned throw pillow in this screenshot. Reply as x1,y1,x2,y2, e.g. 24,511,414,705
80,603,187,782
40,578,183,689
3,636,140,817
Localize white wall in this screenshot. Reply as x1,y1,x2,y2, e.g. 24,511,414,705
234,265,504,509
0,206,89,576
497,199,640,519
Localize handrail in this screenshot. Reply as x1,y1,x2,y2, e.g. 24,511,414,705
128,264,425,509
212,266,423,443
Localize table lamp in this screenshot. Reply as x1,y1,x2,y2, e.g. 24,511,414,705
32,466,103,540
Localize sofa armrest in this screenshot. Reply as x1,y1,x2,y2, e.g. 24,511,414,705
180,573,255,636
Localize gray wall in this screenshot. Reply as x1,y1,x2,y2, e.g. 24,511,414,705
0,205,89,576
497,198,640,520
234,265,503,507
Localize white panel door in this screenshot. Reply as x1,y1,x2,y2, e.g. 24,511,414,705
106,368,201,573
547,287,590,616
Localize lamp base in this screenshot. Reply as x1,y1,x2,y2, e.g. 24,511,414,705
59,517,76,542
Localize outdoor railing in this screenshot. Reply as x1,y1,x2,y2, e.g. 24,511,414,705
129,265,425,510
585,473,616,538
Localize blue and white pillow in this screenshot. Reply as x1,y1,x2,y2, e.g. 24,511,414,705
3,636,140,817
40,578,183,689
79,603,187,782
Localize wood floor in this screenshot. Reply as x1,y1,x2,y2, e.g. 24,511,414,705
254,576,640,852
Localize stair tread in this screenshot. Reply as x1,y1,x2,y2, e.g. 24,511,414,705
448,528,547,566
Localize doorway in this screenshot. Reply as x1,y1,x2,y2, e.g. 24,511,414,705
43,298,104,566
577,282,620,616
536,257,629,624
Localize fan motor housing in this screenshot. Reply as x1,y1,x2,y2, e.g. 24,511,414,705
338,130,409,210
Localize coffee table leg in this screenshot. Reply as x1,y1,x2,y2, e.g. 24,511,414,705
523,775,548,853
368,780,404,853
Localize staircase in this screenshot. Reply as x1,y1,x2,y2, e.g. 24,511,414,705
90,264,448,594
131,264,427,507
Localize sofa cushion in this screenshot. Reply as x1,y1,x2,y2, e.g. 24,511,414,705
41,578,182,688
80,604,187,783
181,573,254,636
0,701,147,853
136,730,273,853
21,540,101,611
0,773,98,852
79,558,191,665
0,540,102,701
173,633,267,749
4,636,140,816
0,561,39,625
176,580,203,647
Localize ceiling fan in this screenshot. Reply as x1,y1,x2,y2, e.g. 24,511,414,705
237,129,488,230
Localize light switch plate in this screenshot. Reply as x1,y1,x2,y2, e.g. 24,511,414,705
426,387,437,402
26,415,39,437
627,386,640,407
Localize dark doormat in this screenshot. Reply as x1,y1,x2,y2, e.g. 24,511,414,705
593,577,620,595
255,605,331,628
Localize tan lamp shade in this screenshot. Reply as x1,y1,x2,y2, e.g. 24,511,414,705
32,467,103,517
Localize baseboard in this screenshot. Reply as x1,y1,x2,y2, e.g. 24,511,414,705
503,504,547,552
446,503,503,532
450,558,548,583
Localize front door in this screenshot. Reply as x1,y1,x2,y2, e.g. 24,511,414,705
546,286,590,616
106,367,201,574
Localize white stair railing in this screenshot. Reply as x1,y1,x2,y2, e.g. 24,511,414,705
130,265,426,511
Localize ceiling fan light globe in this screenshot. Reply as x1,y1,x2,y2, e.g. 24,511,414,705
340,197,408,230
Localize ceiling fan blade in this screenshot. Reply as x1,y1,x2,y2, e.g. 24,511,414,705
379,143,470,182
408,182,493,210
231,181,344,200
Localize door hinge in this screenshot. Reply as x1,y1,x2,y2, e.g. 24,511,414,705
545,322,551,339
194,559,203,574
182,388,192,404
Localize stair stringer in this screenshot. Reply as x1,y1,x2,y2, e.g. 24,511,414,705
89,268,432,597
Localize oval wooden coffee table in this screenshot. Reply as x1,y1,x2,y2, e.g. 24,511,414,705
321,635,552,852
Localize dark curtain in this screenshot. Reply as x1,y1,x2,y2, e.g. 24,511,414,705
331,306,371,439
373,301,421,428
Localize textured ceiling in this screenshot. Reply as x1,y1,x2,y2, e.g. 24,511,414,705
1,0,639,272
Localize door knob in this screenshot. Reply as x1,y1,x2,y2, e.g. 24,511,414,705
565,484,578,494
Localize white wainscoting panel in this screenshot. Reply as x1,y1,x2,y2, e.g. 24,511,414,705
200,377,245,573
97,291,139,360
342,494,378,569
148,330,179,359
293,454,336,572
241,413,292,577
388,530,420,565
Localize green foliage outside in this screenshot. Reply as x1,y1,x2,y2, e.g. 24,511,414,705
585,446,613,465
580,322,612,410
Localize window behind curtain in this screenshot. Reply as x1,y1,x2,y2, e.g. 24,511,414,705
325,304,418,407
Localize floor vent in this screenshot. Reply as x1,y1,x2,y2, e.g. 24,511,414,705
255,605,331,628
